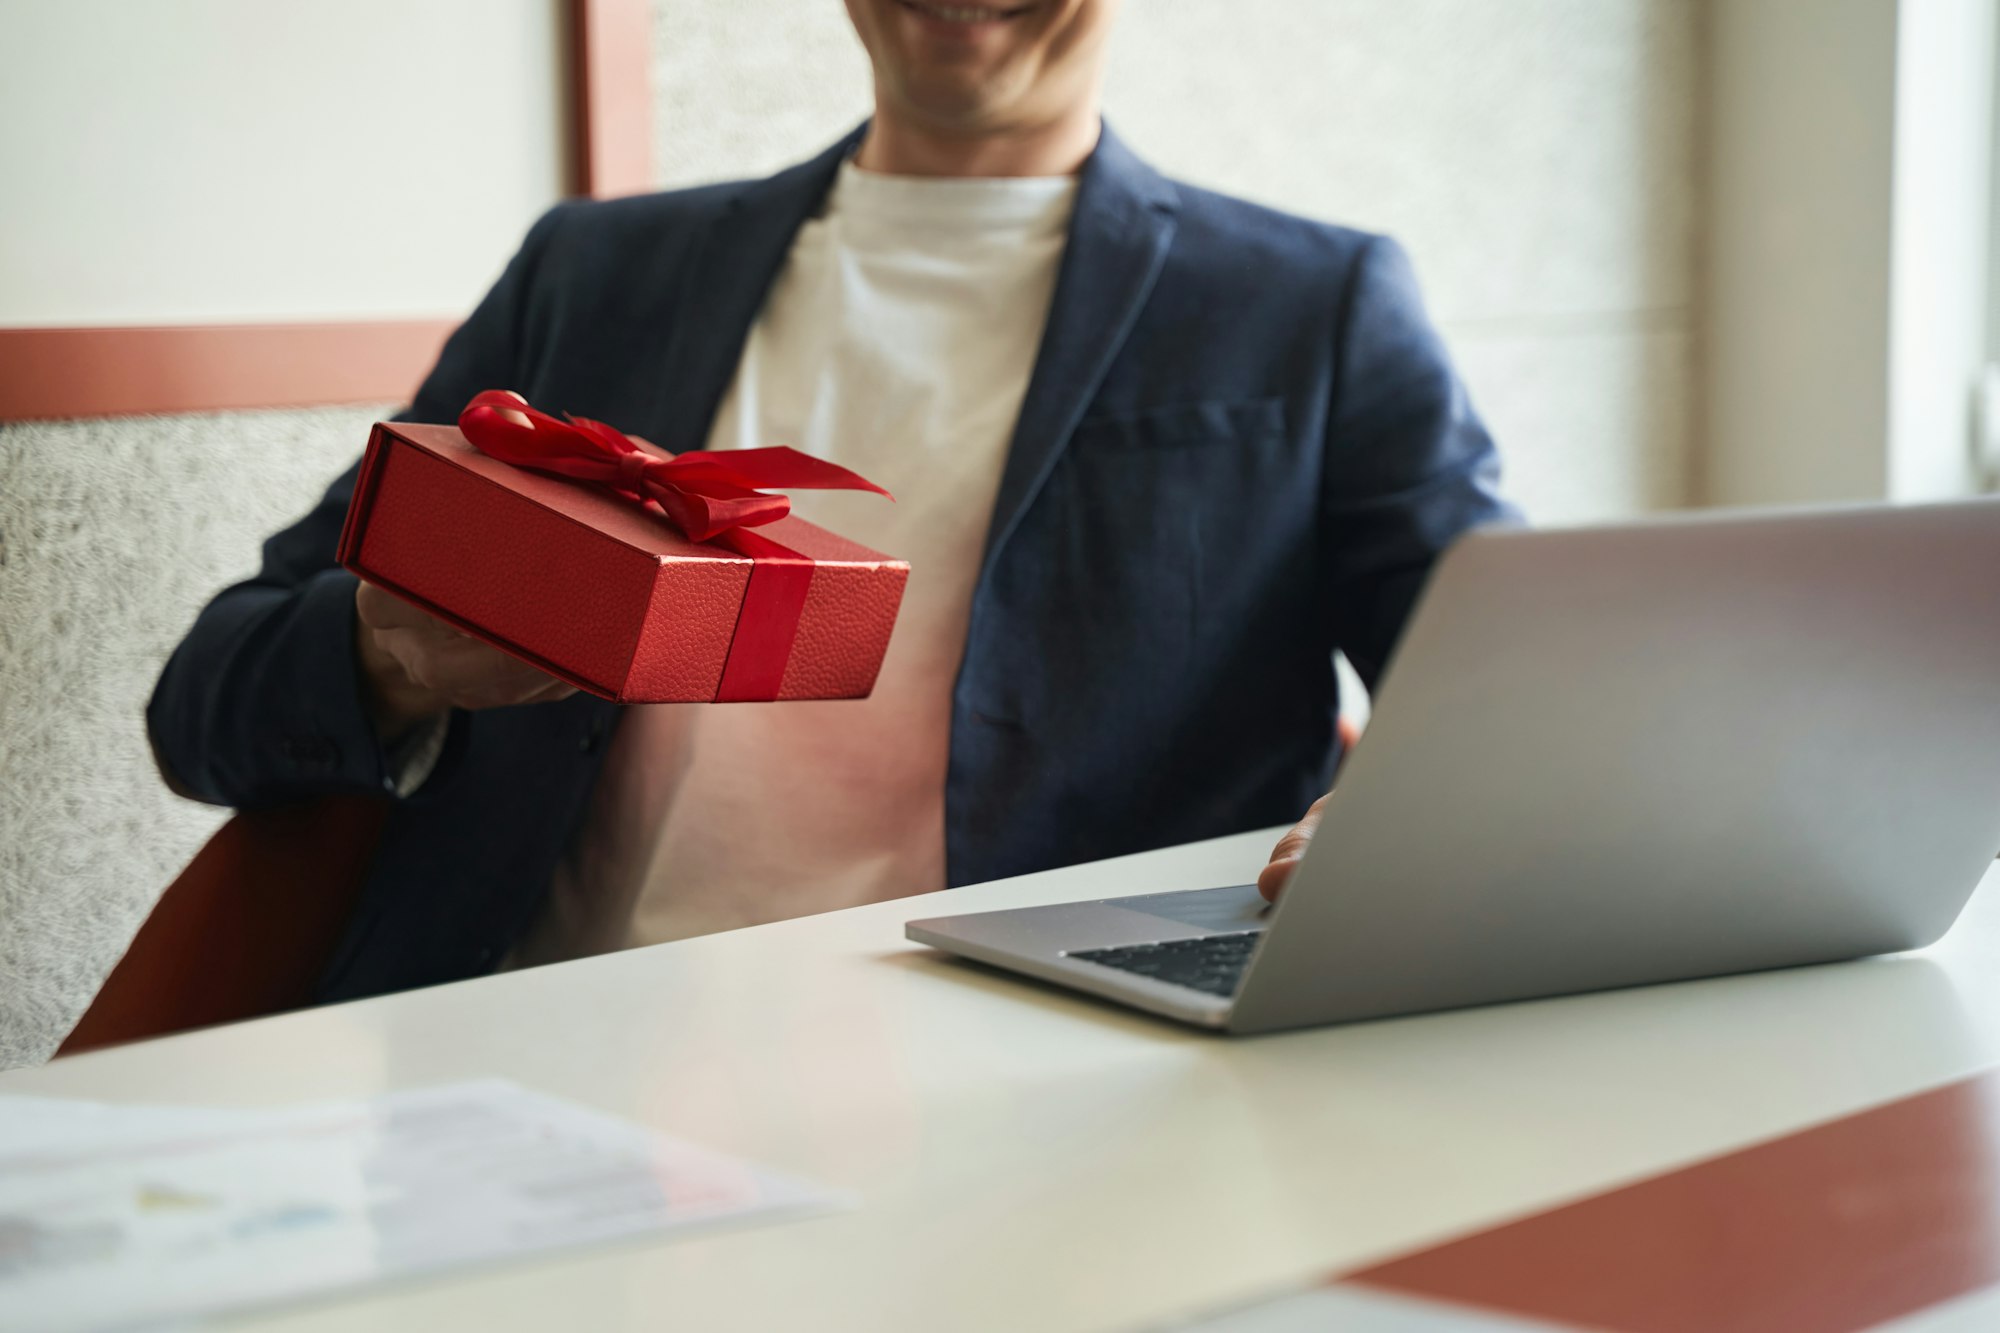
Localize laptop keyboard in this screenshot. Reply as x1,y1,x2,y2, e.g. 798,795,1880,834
1068,930,1264,997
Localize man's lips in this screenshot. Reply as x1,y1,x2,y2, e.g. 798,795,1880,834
893,0,1035,25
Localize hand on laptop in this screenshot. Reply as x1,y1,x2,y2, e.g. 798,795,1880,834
1259,715,1361,900
1257,791,1328,902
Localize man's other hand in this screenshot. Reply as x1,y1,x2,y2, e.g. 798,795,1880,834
1258,716,1363,901
1256,791,1329,902
354,580,576,742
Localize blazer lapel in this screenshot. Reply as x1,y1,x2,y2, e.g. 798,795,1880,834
649,118,1182,539
979,123,1181,573
650,126,866,455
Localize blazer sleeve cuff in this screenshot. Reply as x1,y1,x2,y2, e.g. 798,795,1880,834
273,567,404,797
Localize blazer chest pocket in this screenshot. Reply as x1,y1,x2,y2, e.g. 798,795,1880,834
1069,397,1287,451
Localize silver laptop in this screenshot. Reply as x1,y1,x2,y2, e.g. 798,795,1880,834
907,500,2000,1034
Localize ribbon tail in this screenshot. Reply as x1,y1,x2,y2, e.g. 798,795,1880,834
659,447,896,500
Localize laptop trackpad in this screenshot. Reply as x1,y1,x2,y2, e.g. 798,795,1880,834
1103,884,1269,932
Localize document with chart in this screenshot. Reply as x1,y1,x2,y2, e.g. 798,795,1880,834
0,1079,844,1332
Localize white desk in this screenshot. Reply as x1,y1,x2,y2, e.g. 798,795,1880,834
7,831,1999,1332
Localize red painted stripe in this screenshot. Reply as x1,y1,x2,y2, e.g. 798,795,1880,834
0,321,454,422
1342,1069,2000,1333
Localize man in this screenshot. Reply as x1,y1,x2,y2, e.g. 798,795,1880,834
149,0,1515,1000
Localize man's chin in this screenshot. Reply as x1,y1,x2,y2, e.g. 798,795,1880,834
887,73,1020,131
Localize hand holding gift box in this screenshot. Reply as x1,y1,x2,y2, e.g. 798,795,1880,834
340,392,908,708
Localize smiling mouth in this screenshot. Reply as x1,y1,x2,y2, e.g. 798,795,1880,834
893,0,1035,24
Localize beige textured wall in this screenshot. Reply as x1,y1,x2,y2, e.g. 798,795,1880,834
0,0,1701,1067
654,0,1701,523
0,407,383,1068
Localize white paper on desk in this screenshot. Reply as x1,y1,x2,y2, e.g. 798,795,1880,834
0,1080,844,1333
0,1094,262,1159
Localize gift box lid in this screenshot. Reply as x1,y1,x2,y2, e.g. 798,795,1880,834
339,421,908,703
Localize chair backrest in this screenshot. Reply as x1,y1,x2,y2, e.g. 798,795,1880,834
56,796,388,1057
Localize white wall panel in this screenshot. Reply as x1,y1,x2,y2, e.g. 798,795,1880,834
0,0,568,326
1704,0,1998,507
1888,0,1995,501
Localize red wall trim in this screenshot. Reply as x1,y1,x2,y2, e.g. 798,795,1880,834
574,0,657,198
0,0,655,424
0,322,458,421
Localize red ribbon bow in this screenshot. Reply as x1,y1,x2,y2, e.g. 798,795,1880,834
458,389,891,544
458,390,893,702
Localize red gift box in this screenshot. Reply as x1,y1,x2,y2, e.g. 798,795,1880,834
336,396,908,704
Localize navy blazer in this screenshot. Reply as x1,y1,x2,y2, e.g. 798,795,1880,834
149,124,1516,1002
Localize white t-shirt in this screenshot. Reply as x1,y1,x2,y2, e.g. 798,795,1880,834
512,161,1077,962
